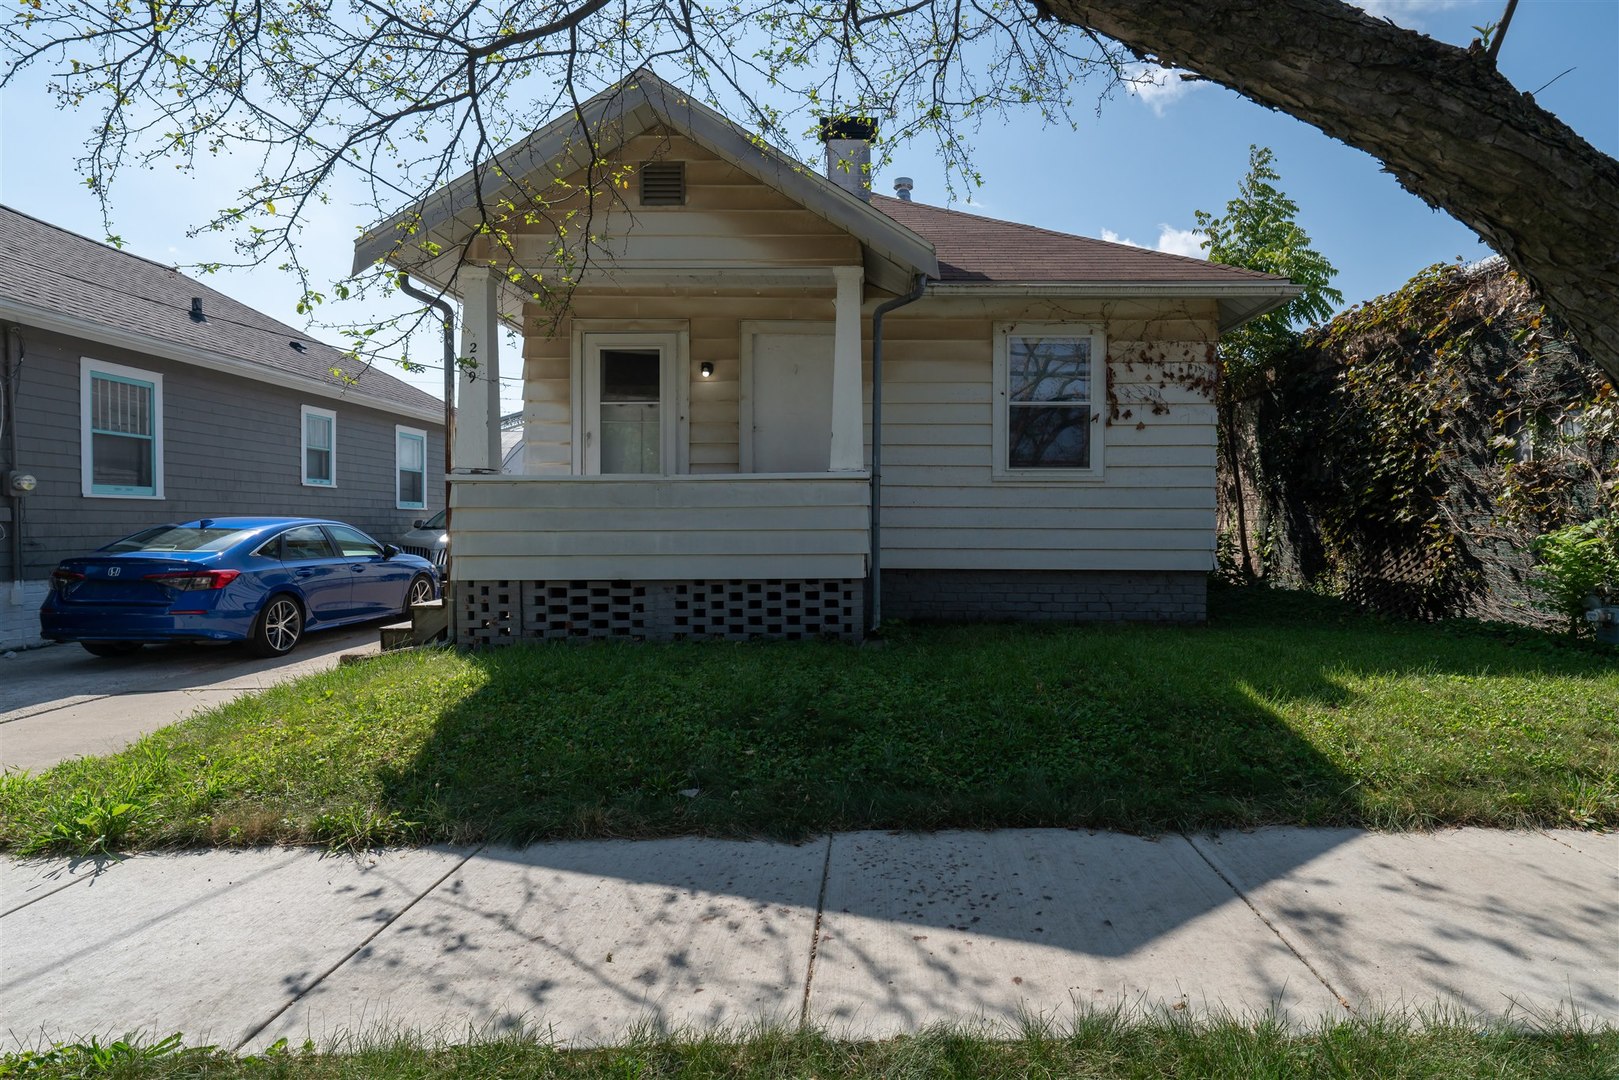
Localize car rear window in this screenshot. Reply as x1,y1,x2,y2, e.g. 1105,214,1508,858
103,526,259,552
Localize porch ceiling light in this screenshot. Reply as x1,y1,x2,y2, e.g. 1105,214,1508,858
700,362,714,378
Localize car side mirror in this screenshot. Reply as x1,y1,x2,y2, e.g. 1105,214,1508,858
412,519,425,529
381,544,399,559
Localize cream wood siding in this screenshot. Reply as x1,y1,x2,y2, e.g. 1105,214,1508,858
450,474,869,580
875,300,1220,572
523,288,838,474
489,133,862,272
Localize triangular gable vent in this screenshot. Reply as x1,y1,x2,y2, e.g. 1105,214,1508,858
639,161,686,206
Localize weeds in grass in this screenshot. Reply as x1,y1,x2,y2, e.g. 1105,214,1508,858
2,1009,1614,1078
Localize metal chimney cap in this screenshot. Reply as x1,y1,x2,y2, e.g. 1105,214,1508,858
818,116,878,142
893,177,914,201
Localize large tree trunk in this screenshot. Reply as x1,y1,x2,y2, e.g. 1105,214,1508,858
1050,0,1619,384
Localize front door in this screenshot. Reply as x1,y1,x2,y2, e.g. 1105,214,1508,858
747,327,834,473
581,333,679,475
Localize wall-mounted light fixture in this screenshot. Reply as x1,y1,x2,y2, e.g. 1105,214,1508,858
700,362,714,379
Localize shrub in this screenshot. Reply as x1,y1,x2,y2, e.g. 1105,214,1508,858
1531,518,1619,631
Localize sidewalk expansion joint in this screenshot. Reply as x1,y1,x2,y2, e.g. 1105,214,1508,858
234,844,487,1052
1179,831,1355,1015
798,834,834,1028
1,856,123,918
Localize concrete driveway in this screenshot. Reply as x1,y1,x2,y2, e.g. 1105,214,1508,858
0,627,381,773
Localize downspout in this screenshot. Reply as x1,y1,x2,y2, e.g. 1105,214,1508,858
868,274,928,635
396,274,458,633
4,326,22,599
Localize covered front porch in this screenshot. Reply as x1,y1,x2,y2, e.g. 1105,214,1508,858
449,472,870,643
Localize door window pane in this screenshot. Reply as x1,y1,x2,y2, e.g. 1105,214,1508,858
326,525,383,558
599,349,661,473
280,525,337,560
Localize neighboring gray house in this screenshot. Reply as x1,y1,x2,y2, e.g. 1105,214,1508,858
0,206,447,649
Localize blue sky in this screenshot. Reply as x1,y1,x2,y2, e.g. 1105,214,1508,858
1,0,1615,413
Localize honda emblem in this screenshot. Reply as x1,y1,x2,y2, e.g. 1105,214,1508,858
107,567,121,577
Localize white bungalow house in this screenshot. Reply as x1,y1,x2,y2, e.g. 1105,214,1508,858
354,71,1298,645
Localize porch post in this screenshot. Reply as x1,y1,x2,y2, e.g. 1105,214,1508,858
453,265,502,472
829,264,865,471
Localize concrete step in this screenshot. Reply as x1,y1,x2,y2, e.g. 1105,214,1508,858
380,599,450,652
379,622,415,652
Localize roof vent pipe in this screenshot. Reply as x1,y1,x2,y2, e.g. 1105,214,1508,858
893,177,913,202
818,116,878,202
189,298,206,322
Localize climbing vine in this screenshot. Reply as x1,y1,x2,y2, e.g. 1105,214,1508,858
1255,259,1616,625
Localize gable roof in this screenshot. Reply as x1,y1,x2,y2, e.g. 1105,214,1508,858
869,195,1299,330
870,195,1276,284
352,69,1296,330
0,206,443,422
352,69,939,287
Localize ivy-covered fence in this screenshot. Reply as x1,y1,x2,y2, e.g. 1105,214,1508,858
1239,259,1617,627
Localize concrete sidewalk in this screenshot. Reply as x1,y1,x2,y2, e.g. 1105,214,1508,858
2,827,1614,1051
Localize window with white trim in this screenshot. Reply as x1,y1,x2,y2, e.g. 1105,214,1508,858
80,358,164,498
992,323,1105,478
301,405,337,486
396,426,427,509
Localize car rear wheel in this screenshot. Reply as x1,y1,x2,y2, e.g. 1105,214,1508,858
249,594,304,657
403,574,435,615
81,641,143,658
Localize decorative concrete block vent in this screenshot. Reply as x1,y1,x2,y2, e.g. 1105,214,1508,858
458,580,522,646
671,579,861,641
523,580,649,640
454,579,863,645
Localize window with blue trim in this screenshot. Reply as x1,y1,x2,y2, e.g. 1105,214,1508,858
88,370,158,495
396,427,427,509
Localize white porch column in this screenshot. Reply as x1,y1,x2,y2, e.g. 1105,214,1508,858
453,265,502,472
829,264,865,471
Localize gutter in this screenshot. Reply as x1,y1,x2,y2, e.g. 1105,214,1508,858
3,326,21,594
868,274,928,636
920,280,1302,332
0,299,445,426
395,275,459,640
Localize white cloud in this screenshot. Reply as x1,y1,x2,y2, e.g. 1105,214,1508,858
1354,0,1469,29
1124,65,1200,116
1101,225,1206,260
1155,225,1206,259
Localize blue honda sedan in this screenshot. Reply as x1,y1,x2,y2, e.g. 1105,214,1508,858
41,517,439,658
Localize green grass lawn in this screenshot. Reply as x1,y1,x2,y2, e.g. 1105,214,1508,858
2,586,1615,854
6,1014,1616,1079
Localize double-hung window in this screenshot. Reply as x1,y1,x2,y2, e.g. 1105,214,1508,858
81,359,163,498
301,406,337,486
396,426,427,509
993,323,1105,479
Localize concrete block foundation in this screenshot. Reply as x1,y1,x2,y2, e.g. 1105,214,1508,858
882,569,1206,624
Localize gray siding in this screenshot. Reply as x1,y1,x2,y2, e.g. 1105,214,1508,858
3,325,445,580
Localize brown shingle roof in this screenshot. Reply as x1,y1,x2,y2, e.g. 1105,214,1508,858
869,194,1287,286
0,205,442,416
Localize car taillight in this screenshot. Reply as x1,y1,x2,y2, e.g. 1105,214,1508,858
142,569,242,591
51,569,85,589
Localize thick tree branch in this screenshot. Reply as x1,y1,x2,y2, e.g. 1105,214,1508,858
1045,0,1619,382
